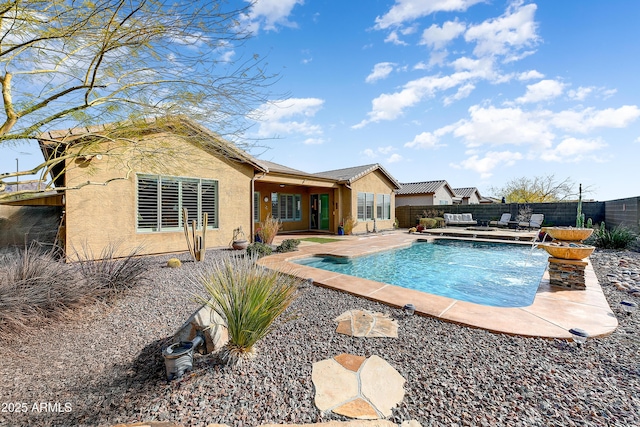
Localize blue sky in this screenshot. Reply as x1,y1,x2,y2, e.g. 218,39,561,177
2,0,639,201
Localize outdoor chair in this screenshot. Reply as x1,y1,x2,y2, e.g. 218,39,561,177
519,213,544,229
490,213,511,227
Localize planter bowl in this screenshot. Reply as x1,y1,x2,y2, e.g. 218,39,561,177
540,243,595,260
232,240,249,250
543,227,593,242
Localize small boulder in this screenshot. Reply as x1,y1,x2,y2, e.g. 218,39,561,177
167,258,182,268
174,303,228,354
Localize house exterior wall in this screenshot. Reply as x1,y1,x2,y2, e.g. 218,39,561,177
395,194,434,207
349,170,396,234
433,186,453,205
63,132,253,260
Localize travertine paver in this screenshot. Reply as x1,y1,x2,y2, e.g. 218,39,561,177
312,354,406,420
334,310,398,338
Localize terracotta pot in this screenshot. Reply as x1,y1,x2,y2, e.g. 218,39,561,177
544,227,593,242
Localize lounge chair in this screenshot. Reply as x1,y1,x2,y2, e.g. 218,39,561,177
444,213,477,226
519,213,544,229
490,213,511,227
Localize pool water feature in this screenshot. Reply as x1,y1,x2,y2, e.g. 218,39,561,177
294,240,548,308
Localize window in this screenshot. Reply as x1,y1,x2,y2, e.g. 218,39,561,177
439,200,449,205
253,192,260,222
357,192,374,220
272,193,301,221
377,194,391,220
137,174,218,232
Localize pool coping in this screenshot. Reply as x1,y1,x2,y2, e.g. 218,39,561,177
260,232,618,339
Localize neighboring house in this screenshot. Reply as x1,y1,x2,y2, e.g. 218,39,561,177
254,163,400,235
0,117,400,259
395,180,457,207
452,187,482,205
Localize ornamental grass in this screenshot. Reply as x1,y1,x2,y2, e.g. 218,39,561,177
196,256,300,365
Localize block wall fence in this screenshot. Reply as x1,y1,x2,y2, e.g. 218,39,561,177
396,197,640,231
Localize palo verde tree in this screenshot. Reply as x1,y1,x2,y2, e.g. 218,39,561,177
0,0,276,199
489,175,590,203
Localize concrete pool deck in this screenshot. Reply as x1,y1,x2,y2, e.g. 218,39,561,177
261,230,618,339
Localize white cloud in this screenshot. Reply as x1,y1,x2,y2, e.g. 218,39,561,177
384,31,408,46
366,62,396,83
449,105,555,148
244,0,303,32
387,153,403,163
552,105,640,133
540,137,607,162
353,69,491,128
303,138,325,145
518,70,544,80
363,146,401,162
464,3,539,59
568,86,593,101
251,98,324,138
375,0,484,30
419,20,466,49
515,79,565,104
404,131,441,149
443,83,475,105
451,151,523,179
636,137,640,144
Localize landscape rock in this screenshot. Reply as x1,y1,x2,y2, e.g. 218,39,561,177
174,302,228,354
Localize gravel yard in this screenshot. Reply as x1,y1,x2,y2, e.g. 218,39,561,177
1,248,639,427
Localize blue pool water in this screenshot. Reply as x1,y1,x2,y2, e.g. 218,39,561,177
294,240,548,307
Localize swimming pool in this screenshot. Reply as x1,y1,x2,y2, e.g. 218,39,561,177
294,240,548,307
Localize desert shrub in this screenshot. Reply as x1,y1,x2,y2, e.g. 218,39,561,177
258,215,281,245
74,243,149,296
0,244,88,340
342,215,358,235
246,242,273,258
419,218,438,229
196,256,300,365
587,222,638,249
418,208,444,219
275,239,300,253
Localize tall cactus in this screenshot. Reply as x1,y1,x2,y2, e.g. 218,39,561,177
576,183,584,228
183,208,207,261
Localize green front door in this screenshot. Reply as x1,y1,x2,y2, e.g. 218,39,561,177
320,194,330,230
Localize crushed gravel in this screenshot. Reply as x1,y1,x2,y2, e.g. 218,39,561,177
1,248,639,427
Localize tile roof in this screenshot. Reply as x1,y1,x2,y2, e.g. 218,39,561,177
313,164,401,189
397,180,449,195
453,187,481,198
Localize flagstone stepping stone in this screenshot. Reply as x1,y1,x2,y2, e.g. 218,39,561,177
334,310,398,338
312,354,406,419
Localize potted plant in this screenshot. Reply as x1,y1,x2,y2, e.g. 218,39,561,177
231,226,248,250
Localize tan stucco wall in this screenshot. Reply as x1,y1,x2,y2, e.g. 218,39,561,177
349,170,396,234
63,133,253,260
433,186,453,205
395,194,435,207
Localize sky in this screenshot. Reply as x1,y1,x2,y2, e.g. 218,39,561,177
2,0,639,201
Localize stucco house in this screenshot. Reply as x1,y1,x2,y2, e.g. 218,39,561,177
395,180,457,207
0,117,400,259
452,187,482,205
254,162,400,236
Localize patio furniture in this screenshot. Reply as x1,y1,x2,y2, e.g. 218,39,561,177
489,213,511,227
444,213,477,226
519,213,544,229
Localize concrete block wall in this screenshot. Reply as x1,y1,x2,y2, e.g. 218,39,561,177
395,201,605,229
604,197,640,230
